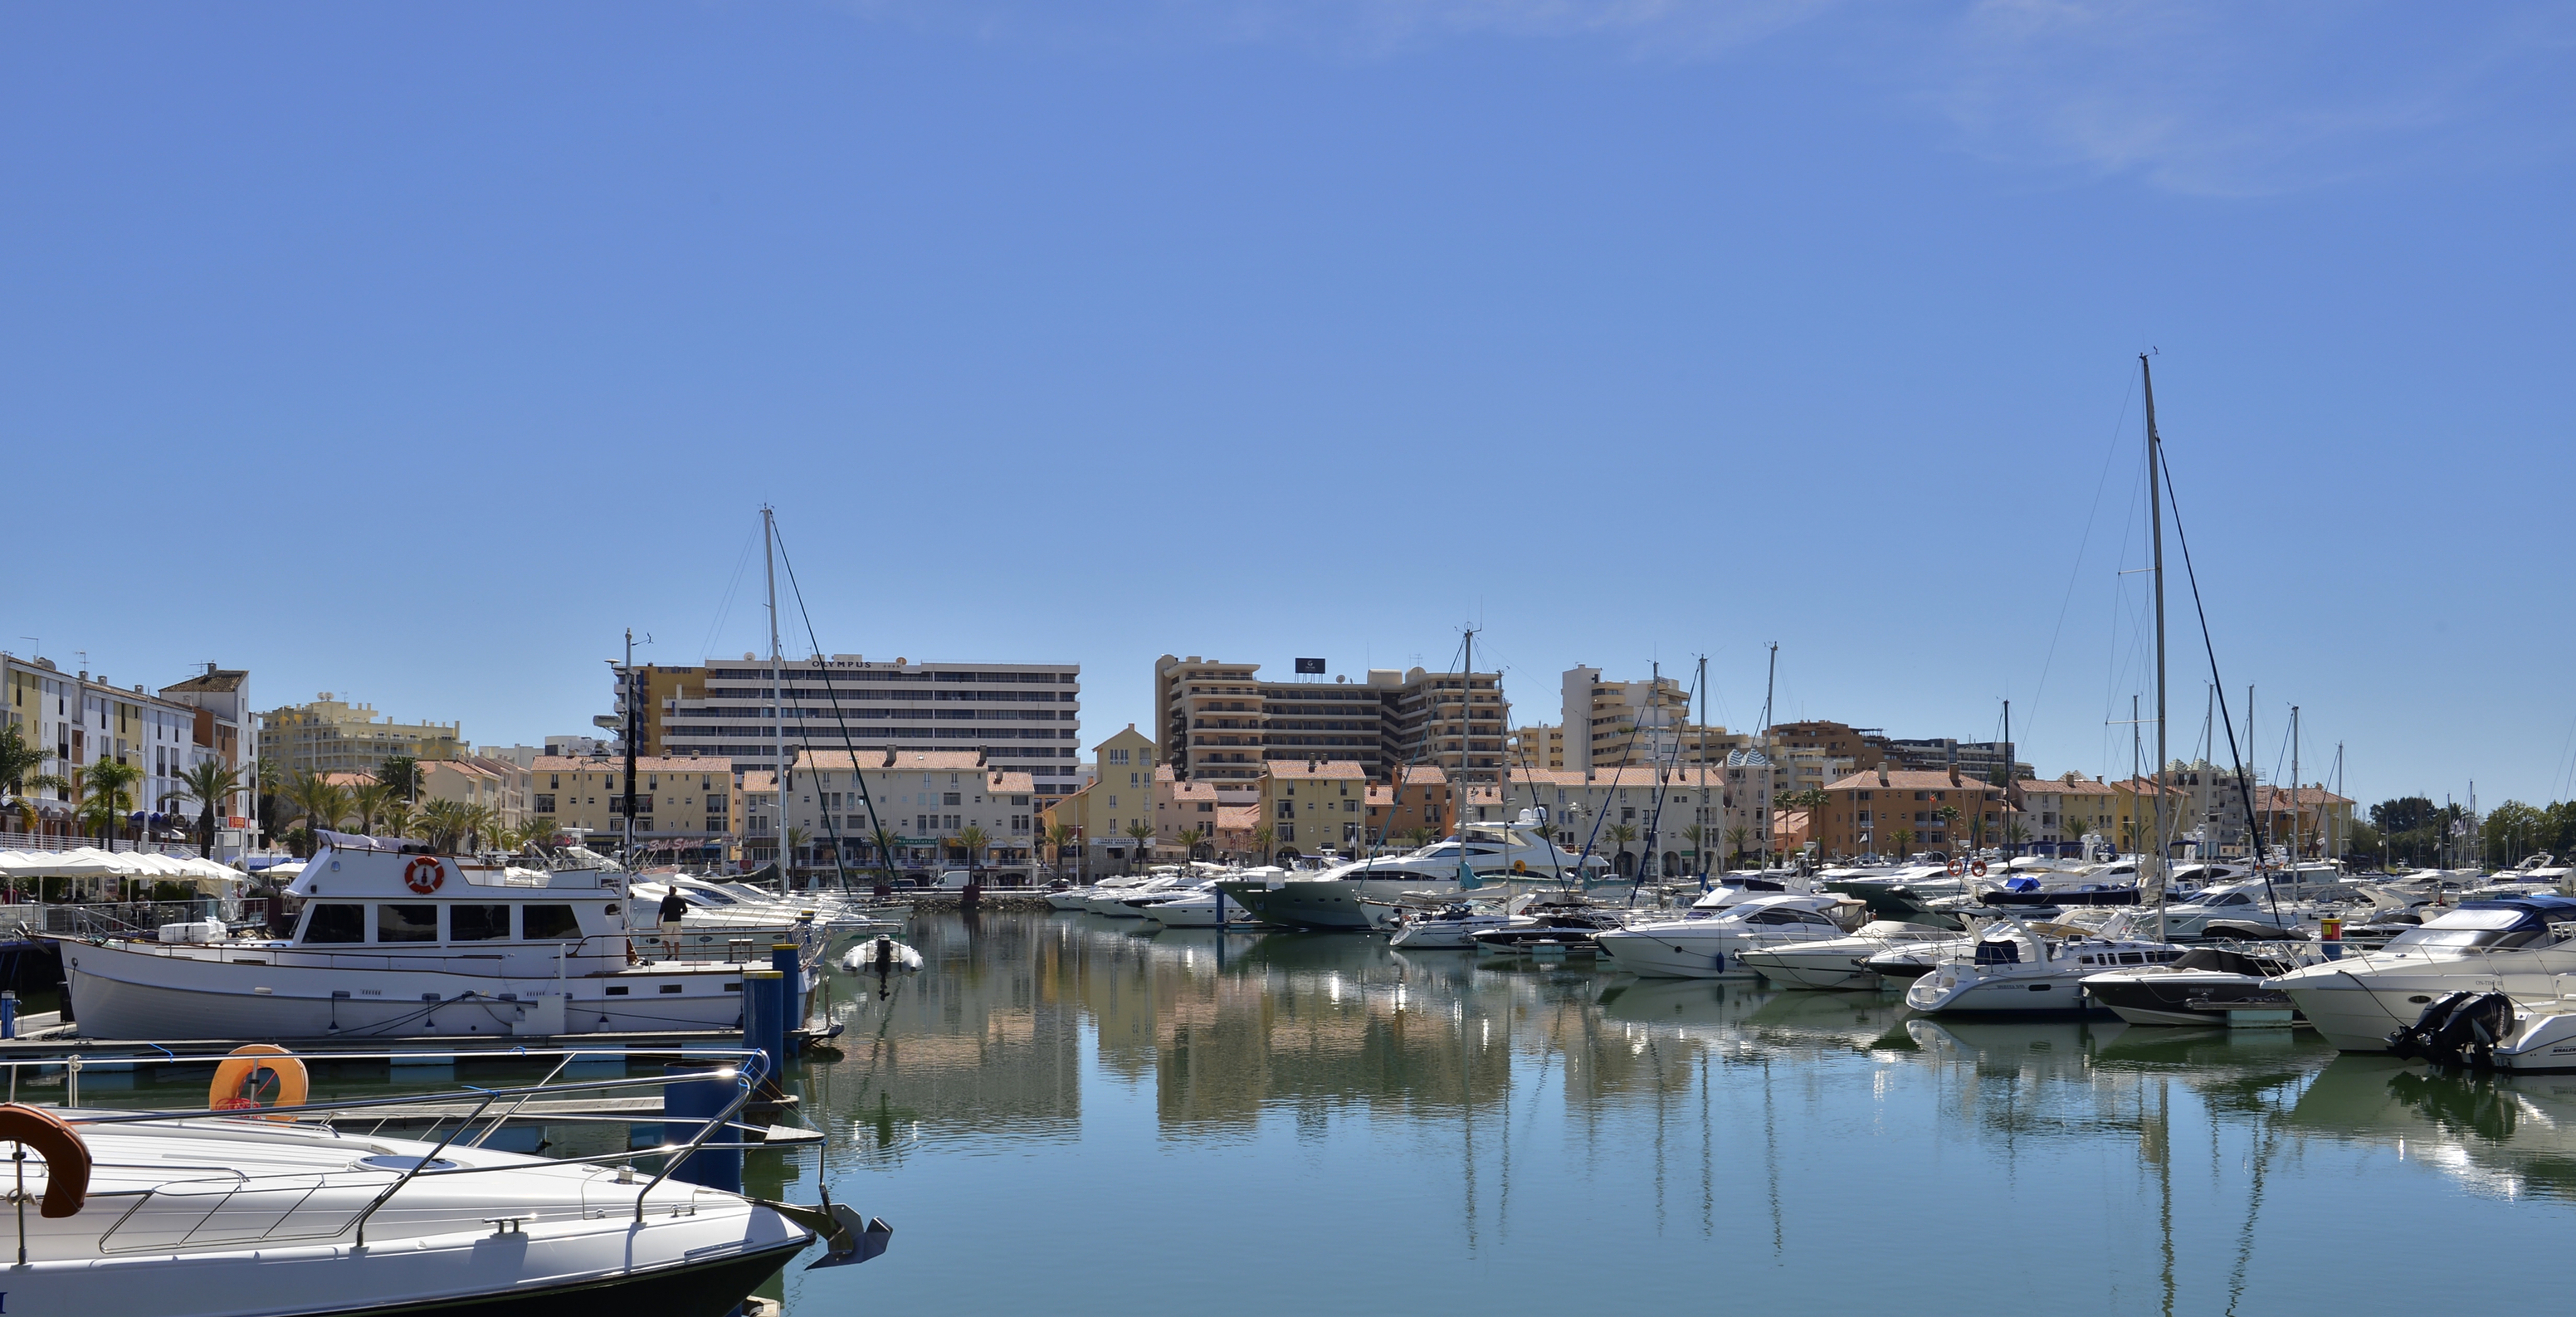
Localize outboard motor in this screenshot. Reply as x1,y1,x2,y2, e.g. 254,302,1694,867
2387,992,2475,1060
2389,992,2515,1068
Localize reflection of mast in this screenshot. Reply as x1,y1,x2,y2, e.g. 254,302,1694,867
2153,1077,2175,1317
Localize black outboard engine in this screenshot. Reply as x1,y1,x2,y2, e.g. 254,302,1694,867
2388,991,2515,1068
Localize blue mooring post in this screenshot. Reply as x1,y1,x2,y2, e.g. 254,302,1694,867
660,1063,744,1194
770,942,803,1056
1,990,17,1040
743,968,788,1098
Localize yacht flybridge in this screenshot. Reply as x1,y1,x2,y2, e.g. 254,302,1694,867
1218,816,1610,931
60,841,791,1041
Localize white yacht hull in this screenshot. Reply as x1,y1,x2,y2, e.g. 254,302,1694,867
1223,877,1464,930
1593,928,1781,979
1902,964,2105,1015
1735,945,1883,990
63,939,755,1040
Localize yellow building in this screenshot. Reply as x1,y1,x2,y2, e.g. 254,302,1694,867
419,755,535,834
1036,725,1160,877
258,694,463,779
532,755,734,864
1260,758,1373,859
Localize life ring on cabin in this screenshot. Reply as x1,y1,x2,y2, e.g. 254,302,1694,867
1513,861,1527,874
1971,860,1988,878
1946,859,1965,877
403,856,445,894
209,1043,309,1122
0,1104,89,1218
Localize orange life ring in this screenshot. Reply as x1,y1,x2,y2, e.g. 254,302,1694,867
403,856,445,894
0,1103,89,1218
209,1043,309,1122
1971,860,1988,878
1945,859,1965,877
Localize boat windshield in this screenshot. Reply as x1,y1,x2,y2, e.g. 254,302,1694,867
2385,906,2547,949
1412,843,1462,859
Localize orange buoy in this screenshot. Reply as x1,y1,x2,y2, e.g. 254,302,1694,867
209,1043,309,1122
0,1103,90,1217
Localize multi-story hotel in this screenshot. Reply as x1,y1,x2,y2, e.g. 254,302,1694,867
614,655,1081,807
257,694,463,780
3,652,253,852
1151,655,1508,786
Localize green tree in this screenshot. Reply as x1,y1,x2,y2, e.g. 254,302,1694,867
0,722,71,836
285,773,351,857
419,798,472,854
1252,825,1276,863
1887,826,1915,856
349,781,394,836
375,754,422,803
1934,804,1960,848
79,759,144,846
1045,822,1076,868
954,824,992,879
1177,826,1208,861
168,759,244,858
1603,822,1640,876
1402,826,1438,851
1724,824,1752,866
1122,822,1155,872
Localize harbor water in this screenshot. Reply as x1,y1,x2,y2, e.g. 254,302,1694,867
789,910,2576,1315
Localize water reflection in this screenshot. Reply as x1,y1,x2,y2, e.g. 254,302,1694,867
790,913,2576,1315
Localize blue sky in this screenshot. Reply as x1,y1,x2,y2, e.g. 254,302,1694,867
7,2,2571,809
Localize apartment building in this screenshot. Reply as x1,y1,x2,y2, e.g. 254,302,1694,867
419,756,536,834
1492,764,1735,878
1510,724,1567,770
1814,766,2008,858
1035,726,1161,877
2019,774,2120,848
3,652,251,850
1260,758,1372,857
1153,655,1508,785
621,655,1081,805
772,749,1037,880
258,695,463,780
531,755,735,863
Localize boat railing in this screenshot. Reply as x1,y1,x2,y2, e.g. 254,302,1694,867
34,1046,784,1251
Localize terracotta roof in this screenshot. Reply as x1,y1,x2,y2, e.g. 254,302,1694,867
1825,769,2003,794
1168,780,1222,801
2253,784,2354,809
534,755,730,772
794,749,985,772
1512,766,1728,789
2017,778,2118,797
987,772,1037,793
1217,805,1261,827
1267,759,1368,780
1398,765,1449,785
739,770,778,793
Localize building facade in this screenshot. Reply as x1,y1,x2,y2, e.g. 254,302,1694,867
1815,767,2008,858
3,652,250,851
622,655,1081,807
778,749,1037,880
1035,726,1161,878
420,755,536,835
531,755,735,863
258,695,462,781
1153,655,1508,786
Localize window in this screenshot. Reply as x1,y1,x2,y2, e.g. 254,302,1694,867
943,793,960,806
303,904,363,944
534,794,555,814
523,905,582,940
376,904,438,943
446,904,510,942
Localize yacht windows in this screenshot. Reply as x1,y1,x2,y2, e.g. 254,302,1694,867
451,905,510,942
523,905,583,940
376,904,438,943
303,903,364,944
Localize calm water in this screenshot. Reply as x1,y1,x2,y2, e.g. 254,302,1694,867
51,910,2576,1314
774,911,2576,1316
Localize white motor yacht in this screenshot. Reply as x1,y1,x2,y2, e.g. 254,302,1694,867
58,842,790,1040
1901,915,2186,1016
1136,888,1256,928
2265,895,2576,1052
0,1083,873,1315
1218,816,1609,930
1086,873,1196,917
2081,944,2317,1026
1593,893,1860,979
1735,920,1962,990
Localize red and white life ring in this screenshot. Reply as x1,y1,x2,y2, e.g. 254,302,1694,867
1945,859,1965,877
403,856,445,895
1970,860,1988,878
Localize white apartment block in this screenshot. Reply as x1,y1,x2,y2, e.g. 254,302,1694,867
627,655,1081,802
2,653,251,852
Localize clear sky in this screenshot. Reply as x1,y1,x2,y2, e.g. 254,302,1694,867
7,2,2571,810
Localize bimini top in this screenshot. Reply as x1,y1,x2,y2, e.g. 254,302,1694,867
2383,896,2576,951
288,846,617,899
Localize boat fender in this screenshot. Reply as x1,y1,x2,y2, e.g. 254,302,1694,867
1970,861,1988,878
0,1104,89,1217
210,1043,309,1121
1946,860,1965,878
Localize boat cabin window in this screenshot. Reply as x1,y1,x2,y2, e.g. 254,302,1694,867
451,904,510,942
303,903,363,944
377,904,438,943
2386,906,2549,950
523,905,583,940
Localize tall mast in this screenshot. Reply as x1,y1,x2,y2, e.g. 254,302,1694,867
2291,705,2301,867
2143,354,2169,934
764,506,786,895
1697,655,1710,883
622,627,637,869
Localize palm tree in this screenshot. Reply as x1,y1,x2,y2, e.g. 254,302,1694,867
1177,826,1208,861
954,824,991,880
0,722,70,837
285,772,351,856
349,781,394,836
869,823,903,883
1681,823,1707,876
1252,825,1276,864
2003,820,2029,855
168,759,245,857
1603,822,1639,876
79,759,144,846
1122,822,1155,872
1045,822,1076,873
1888,826,1915,856
1934,804,1960,851
418,799,473,854
375,754,422,805
381,802,422,842
461,802,497,853
787,825,810,876
1402,825,1437,851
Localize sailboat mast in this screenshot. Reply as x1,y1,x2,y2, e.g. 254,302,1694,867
2143,354,2169,933
2291,705,2300,867
764,506,786,895
622,627,637,868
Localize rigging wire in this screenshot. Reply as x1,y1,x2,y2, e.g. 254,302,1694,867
769,523,896,894
695,523,762,667
2158,448,2280,921
2031,374,2139,730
